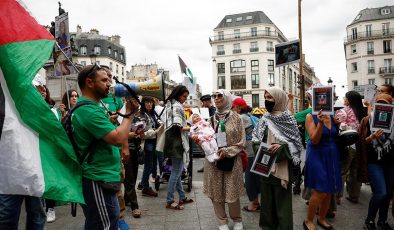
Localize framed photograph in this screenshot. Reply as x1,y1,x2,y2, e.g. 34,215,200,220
250,142,276,177
371,103,394,133
312,86,334,115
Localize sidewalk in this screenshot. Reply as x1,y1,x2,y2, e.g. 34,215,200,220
19,157,394,229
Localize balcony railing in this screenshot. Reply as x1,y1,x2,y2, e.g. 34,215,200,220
210,29,282,43
250,47,259,52
266,47,274,52
216,50,225,55
344,28,394,43
367,49,374,55
383,49,392,54
368,68,375,74
379,66,394,74
233,49,242,54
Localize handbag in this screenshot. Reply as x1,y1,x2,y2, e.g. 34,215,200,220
97,181,121,193
216,156,236,171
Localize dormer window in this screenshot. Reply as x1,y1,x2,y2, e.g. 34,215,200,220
246,15,252,20
226,18,232,23
381,8,390,15
355,14,361,21
236,17,242,22
94,46,101,55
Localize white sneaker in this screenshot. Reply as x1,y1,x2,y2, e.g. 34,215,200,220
46,208,56,223
218,224,230,230
233,222,243,230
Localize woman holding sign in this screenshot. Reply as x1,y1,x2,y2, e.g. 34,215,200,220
252,87,303,230
357,93,394,230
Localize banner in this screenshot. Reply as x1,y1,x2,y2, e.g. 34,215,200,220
275,39,300,68
54,13,75,77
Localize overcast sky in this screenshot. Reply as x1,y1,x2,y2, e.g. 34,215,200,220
24,0,390,97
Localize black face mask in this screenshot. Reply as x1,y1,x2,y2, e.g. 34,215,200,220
265,100,275,113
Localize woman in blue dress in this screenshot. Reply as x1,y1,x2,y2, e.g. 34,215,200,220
303,110,342,230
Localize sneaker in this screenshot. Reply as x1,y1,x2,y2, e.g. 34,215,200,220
233,222,243,230
364,220,377,230
142,187,158,197
118,219,129,230
218,224,229,230
46,208,56,223
137,182,142,190
377,222,393,230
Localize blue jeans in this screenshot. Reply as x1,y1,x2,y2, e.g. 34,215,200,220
81,178,120,230
166,158,186,204
0,194,46,230
366,163,394,223
245,156,260,201
141,149,154,190
152,151,165,178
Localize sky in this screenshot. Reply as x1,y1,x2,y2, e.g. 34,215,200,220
23,0,391,97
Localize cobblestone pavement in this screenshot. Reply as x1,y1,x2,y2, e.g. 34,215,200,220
19,157,394,230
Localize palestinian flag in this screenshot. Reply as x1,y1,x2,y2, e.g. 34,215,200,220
178,56,194,84
0,0,84,203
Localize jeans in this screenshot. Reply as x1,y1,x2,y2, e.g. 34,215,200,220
244,156,260,201
0,194,46,230
141,149,154,190
152,151,165,178
366,163,394,224
166,158,186,203
81,178,120,230
124,149,139,210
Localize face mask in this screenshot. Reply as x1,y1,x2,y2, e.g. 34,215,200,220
265,100,275,113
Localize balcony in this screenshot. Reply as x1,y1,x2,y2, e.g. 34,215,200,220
367,49,374,55
344,28,394,43
250,47,259,52
368,68,375,74
210,29,284,44
233,49,242,54
216,50,225,55
266,47,274,52
384,49,392,54
379,66,394,75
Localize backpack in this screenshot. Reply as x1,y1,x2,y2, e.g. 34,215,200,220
249,114,260,128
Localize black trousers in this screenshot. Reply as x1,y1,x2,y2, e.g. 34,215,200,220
124,148,139,210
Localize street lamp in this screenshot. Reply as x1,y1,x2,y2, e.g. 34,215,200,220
327,77,333,85
89,50,97,65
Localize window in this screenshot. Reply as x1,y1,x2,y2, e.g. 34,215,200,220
352,80,358,88
122,67,124,76
265,27,271,36
250,42,258,52
120,53,124,61
218,31,224,40
81,61,86,66
236,17,242,22
231,75,246,89
269,73,275,86
226,18,232,23
382,59,393,73
366,25,372,37
351,27,357,40
351,62,358,72
94,46,101,55
385,78,393,84
383,40,392,53
217,63,225,74
251,74,259,88
382,23,390,35
252,94,259,108
267,41,274,51
230,60,246,73
246,15,252,20
233,43,241,54
368,79,375,85
367,42,374,54
351,44,357,54
368,60,375,74
108,47,111,55
218,75,225,89
251,27,257,37
80,46,87,55
114,50,118,58
355,14,361,21
116,64,119,74
217,45,225,55
381,8,391,15
251,60,259,71
234,29,240,39
109,62,113,70
268,59,274,72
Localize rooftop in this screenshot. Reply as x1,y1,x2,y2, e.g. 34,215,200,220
349,5,394,26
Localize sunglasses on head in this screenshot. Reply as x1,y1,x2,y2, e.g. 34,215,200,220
86,63,102,77
212,93,224,99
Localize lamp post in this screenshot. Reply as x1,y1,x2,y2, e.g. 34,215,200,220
327,77,333,85
89,50,97,65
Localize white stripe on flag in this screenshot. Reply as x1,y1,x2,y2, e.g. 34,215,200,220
0,68,44,196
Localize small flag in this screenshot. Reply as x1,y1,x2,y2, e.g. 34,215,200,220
178,56,194,84
0,0,84,203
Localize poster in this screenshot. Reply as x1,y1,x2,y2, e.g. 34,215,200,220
250,142,276,177
312,86,334,115
371,103,394,133
54,13,76,77
364,85,377,103
275,39,300,68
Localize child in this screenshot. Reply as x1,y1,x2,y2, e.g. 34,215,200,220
190,113,219,162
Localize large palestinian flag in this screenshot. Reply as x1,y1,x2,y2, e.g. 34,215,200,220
0,0,84,203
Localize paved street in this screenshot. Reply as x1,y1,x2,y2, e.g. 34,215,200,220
19,156,394,230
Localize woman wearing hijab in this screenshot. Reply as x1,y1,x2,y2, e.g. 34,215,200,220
252,87,303,230
203,90,245,230
357,93,394,230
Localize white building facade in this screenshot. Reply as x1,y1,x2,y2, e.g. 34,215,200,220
210,11,315,111
344,6,394,89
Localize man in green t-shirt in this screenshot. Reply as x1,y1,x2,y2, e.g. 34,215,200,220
73,64,138,230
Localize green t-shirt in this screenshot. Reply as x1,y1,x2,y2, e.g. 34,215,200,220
100,94,123,113
72,96,120,182
294,108,312,143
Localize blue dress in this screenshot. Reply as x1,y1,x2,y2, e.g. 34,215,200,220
304,115,342,193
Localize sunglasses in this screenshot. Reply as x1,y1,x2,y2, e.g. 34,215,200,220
212,93,224,99
86,63,102,77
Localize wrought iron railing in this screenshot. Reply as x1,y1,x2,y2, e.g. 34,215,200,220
379,66,394,74
344,28,394,43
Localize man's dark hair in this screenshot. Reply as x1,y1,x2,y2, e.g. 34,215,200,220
165,85,189,103
77,64,105,89
381,84,394,97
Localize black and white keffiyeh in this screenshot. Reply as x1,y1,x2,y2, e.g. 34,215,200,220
252,110,303,164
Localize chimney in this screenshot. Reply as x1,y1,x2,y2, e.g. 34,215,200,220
90,28,99,34
111,35,121,45
76,25,82,34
